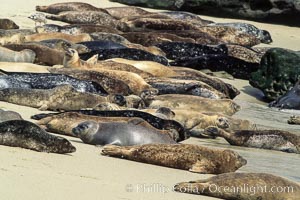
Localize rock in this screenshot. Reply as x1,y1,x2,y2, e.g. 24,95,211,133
110,0,300,26
250,48,300,101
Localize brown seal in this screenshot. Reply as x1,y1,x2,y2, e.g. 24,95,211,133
204,126,300,154
174,173,300,200
36,2,108,14
144,94,240,116
0,18,19,29
102,144,246,174
4,43,63,65
104,6,150,19
121,32,195,46
24,32,92,43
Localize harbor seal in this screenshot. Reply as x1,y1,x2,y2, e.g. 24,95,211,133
32,109,188,141
110,58,177,77
0,29,35,45
269,81,300,110
156,42,227,60
105,6,150,19
160,11,213,25
36,2,107,14
121,32,195,47
78,41,127,51
0,62,49,73
170,54,260,80
80,48,169,66
0,70,108,95
226,44,262,63
0,46,36,63
37,24,122,35
0,18,19,29
288,116,300,125
0,120,76,154
209,22,273,44
174,173,300,200
204,126,300,154
25,32,92,43
0,109,23,122
89,32,129,44
144,77,226,99
0,85,126,111
47,67,132,95
171,67,240,99
144,94,240,116
73,119,177,146
4,43,63,65
102,144,246,174
46,11,123,30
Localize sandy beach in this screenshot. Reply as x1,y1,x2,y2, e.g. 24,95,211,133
0,1,300,200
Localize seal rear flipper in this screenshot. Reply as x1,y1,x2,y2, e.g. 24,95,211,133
31,112,59,120
101,145,132,157
189,159,216,174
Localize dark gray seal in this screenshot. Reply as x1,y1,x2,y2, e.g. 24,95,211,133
0,109,23,122
0,120,76,153
34,39,89,54
204,126,300,154
0,70,108,96
174,173,300,200
78,40,126,51
155,42,228,60
269,81,300,110
72,118,177,146
209,22,273,44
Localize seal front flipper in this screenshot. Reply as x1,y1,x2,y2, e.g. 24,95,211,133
189,159,216,174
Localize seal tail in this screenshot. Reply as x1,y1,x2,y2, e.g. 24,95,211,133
101,145,132,158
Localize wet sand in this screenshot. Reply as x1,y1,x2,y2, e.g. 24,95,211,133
0,0,300,200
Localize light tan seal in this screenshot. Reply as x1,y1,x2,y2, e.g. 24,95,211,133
102,144,246,174
144,94,240,116
0,62,50,73
174,173,300,200
25,32,92,43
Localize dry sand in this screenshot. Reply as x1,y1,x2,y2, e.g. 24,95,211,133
0,1,300,200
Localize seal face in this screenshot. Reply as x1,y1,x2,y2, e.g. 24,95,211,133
0,18,19,30
73,119,177,146
102,144,246,174
174,173,300,200
0,120,76,153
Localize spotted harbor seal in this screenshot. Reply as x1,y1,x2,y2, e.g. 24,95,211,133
204,126,300,154
144,77,226,99
0,19,19,29
0,85,125,111
4,43,63,65
226,44,262,63
170,54,260,80
105,6,150,19
47,67,132,95
0,120,76,153
35,39,89,54
46,11,122,30
0,46,36,63
32,109,188,141
0,70,108,95
144,94,240,116
36,2,107,14
160,11,213,25
90,32,129,44
288,116,300,125
37,24,122,35
73,119,177,146
269,81,300,110
102,144,246,173
174,173,300,200
171,67,240,99
78,41,127,51
156,42,228,60
209,22,273,44
0,109,23,122
0,29,35,45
